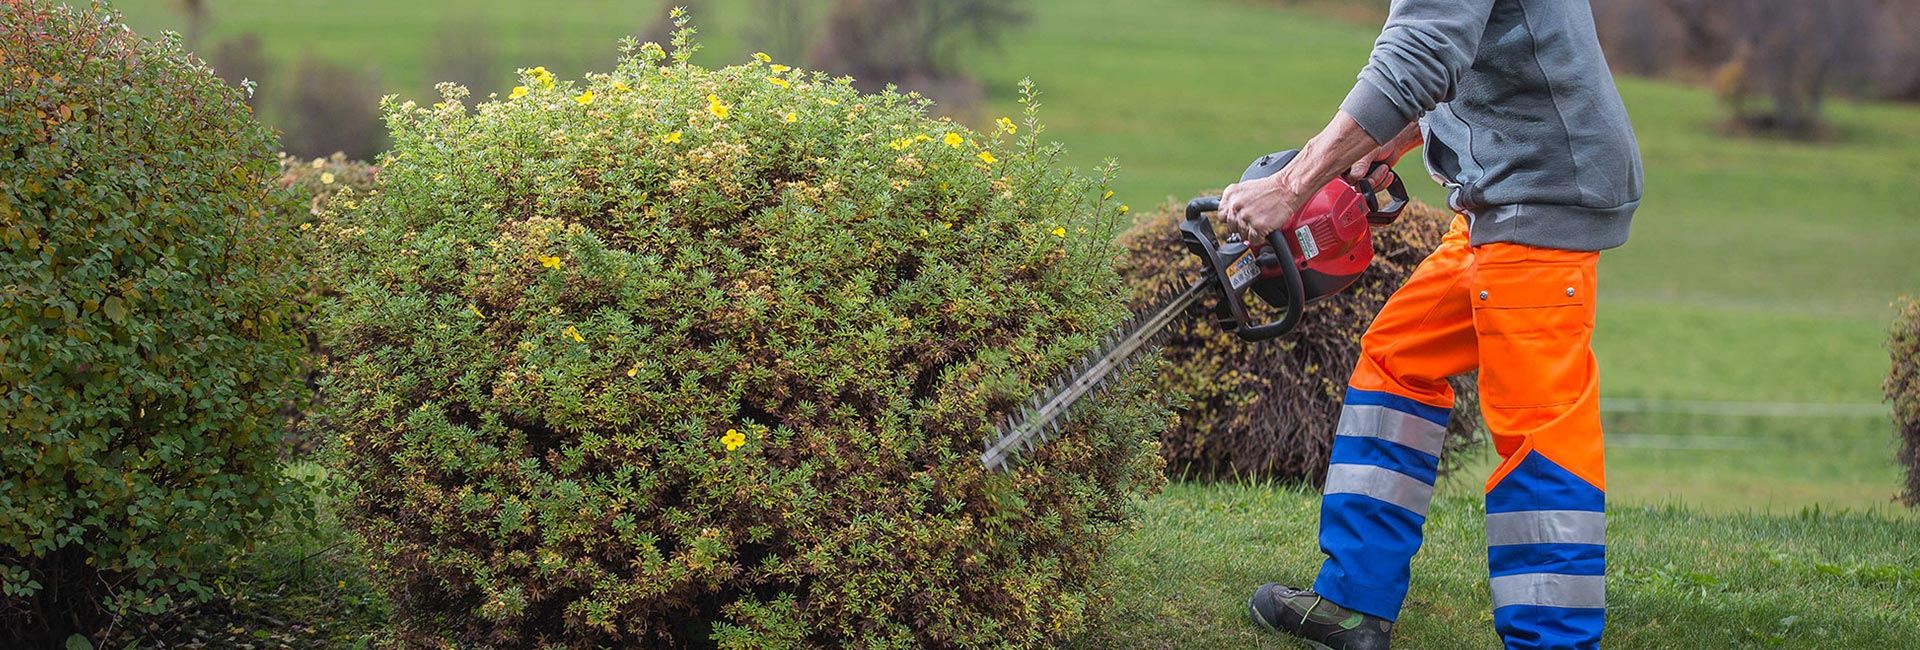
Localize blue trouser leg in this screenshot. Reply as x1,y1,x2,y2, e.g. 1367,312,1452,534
1486,451,1606,650
1311,388,1451,621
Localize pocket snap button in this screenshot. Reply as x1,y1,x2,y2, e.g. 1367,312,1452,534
1566,287,1576,297
1479,291,1489,301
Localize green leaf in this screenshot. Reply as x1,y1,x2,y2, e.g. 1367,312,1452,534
102,297,126,323
65,633,94,650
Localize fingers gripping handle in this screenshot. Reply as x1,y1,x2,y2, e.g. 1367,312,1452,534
1182,197,1305,341
1354,162,1410,226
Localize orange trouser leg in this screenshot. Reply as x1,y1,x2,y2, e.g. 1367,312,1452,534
1312,216,1479,620
1471,242,1605,650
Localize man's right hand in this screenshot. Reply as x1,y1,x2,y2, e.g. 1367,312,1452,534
1345,121,1422,189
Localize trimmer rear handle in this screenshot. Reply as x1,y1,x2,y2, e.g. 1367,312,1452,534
1354,162,1410,226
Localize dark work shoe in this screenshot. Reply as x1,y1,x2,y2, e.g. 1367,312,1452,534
1247,583,1393,650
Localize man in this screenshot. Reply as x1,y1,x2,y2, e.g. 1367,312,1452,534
1218,1,1641,649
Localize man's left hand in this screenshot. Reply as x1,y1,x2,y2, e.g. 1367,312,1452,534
1219,174,1309,242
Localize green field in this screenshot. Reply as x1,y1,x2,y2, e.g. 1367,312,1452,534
105,0,1920,646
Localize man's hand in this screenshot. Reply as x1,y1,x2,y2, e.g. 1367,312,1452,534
1219,175,1310,242
1218,111,1397,242
1345,122,1422,190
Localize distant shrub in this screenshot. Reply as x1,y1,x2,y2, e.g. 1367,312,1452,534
1889,297,1920,507
317,18,1165,648
271,154,381,456
0,2,307,644
281,53,385,160
1116,199,1485,482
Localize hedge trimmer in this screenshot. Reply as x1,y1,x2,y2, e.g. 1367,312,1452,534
980,150,1409,471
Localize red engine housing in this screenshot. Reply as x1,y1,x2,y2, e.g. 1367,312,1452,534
1265,176,1376,304
1236,149,1404,308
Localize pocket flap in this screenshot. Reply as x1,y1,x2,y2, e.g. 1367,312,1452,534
1472,265,1587,310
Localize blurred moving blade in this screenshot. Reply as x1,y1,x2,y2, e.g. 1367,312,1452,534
980,278,1207,472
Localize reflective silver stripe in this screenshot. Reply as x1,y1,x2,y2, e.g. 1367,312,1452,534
1486,510,1606,547
1336,404,1448,457
1323,463,1434,517
1490,573,1606,610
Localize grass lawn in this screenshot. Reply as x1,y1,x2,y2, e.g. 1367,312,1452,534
96,0,1920,646
1081,481,1920,649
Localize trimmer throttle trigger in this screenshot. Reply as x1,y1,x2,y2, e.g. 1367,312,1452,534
1353,162,1411,226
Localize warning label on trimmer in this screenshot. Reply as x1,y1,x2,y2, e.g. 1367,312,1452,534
1295,225,1320,260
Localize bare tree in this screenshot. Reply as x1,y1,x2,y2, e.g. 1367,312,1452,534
209,32,270,111
807,0,1026,102
172,0,208,49
1630,0,1875,137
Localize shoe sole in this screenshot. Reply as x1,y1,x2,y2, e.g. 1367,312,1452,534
1247,594,1334,650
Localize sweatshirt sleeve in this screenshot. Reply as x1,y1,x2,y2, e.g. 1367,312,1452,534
1339,0,1499,144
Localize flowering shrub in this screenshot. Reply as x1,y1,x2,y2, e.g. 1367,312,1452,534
0,2,307,643
1116,199,1485,482
317,16,1165,648
1890,297,1920,506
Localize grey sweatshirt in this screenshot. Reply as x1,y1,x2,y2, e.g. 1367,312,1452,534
1340,0,1643,251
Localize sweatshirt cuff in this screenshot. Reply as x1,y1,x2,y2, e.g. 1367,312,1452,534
1339,77,1415,146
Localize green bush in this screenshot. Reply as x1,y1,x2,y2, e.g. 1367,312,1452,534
318,19,1166,648
0,1,308,643
1116,199,1485,482
1889,297,1920,507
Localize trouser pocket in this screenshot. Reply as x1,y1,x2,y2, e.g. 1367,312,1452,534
1470,262,1594,409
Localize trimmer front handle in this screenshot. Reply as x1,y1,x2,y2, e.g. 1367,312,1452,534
1180,197,1305,342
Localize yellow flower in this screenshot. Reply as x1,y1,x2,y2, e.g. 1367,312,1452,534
784,111,798,123
320,172,336,185
299,222,313,231
707,94,731,119
767,76,789,88
996,117,1017,134
915,133,932,142
1119,204,1130,214
575,90,595,105
665,131,683,143
753,52,772,63
564,325,584,343
468,304,484,319
941,222,952,230
944,133,964,147
822,98,840,106
538,255,562,269
770,64,790,73
722,428,746,451
528,66,554,89
509,85,529,99
1103,190,1114,200
626,362,640,377
887,139,911,151
612,81,630,92
1050,226,1067,238
977,151,997,164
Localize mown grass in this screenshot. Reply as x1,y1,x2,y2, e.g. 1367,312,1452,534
1079,480,1920,649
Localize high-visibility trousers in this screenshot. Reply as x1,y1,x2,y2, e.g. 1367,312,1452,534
1312,216,1606,650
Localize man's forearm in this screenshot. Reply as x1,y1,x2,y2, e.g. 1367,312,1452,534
1271,111,1388,197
